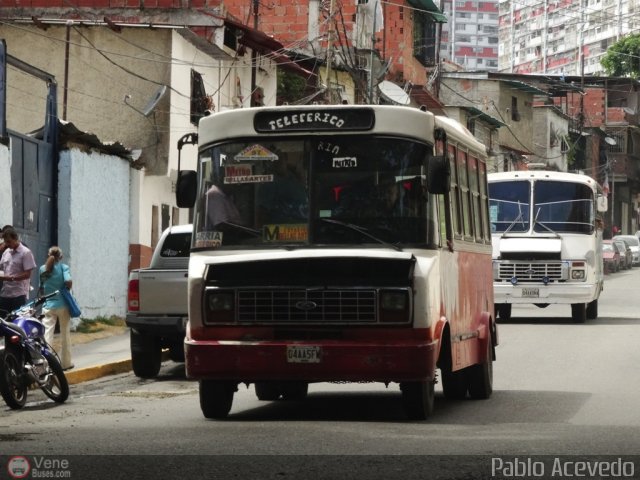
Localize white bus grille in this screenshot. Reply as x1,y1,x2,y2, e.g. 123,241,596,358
497,262,565,282
237,289,377,323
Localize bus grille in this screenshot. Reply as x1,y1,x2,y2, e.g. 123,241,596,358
497,262,566,282
237,289,377,323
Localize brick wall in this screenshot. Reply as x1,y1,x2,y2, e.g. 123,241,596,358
0,0,215,7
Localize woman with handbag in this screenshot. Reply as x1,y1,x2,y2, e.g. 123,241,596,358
39,246,75,371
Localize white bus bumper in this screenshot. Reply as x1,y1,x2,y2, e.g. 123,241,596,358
494,282,599,304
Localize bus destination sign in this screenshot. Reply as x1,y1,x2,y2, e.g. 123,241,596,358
254,108,375,133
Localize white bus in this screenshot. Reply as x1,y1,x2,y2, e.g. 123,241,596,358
176,105,497,420
488,170,607,323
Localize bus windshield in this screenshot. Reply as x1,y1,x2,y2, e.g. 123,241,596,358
532,180,594,234
488,180,530,233
193,135,432,249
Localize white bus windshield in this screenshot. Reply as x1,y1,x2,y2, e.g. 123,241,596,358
488,181,530,233
533,180,594,234
193,136,432,249
489,179,594,235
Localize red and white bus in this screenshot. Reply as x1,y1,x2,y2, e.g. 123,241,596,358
176,105,497,420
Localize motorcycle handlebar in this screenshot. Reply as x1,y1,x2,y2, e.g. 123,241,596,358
3,290,60,318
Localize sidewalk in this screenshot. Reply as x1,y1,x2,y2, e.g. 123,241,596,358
65,331,133,385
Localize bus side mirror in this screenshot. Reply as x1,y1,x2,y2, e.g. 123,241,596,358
427,155,450,195
176,170,197,208
596,195,608,213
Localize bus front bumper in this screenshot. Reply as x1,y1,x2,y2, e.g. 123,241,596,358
493,282,600,304
185,340,437,383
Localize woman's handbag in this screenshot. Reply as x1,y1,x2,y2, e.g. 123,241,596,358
60,287,82,318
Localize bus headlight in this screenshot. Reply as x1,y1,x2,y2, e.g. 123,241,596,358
571,270,585,280
379,290,411,323
570,261,586,281
204,290,235,324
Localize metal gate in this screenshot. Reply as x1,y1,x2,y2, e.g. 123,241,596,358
1,40,59,298
8,130,56,295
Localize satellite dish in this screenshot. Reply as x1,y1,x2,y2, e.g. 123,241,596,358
623,107,636,115
143,85,167,117
378,81,411,106
604,136,617,146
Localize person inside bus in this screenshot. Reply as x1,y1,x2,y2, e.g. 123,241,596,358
204,183,242,229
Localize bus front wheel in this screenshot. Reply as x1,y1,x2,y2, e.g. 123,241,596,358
200,380,236,419
468,341,493,400
496,304,512,321
586,299,598,320
400,380,435,420
571,303,587,323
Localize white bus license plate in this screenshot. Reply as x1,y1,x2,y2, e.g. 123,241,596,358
287,346,322,363
521,287,539,298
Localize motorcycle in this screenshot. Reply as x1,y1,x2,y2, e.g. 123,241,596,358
0,291,69,409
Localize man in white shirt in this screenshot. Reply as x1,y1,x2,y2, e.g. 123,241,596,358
0,227,36,315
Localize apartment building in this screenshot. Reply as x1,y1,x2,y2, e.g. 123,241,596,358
440,0,500,71
498,0,638,75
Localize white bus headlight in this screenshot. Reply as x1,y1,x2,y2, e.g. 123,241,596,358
570,261,586,280
571,270,585,280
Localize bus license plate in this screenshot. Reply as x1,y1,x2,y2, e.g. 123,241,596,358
521,287,539,298
286,346,321,363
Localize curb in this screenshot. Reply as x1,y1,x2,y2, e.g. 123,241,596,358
65,359,132,385
65,350,171,385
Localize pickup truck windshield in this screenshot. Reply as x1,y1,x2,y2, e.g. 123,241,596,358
192,136,432,249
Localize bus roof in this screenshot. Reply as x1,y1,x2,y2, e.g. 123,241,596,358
488,170,600,189
434,115,487,157
197,105,437,146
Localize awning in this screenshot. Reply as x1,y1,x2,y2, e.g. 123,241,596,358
502,80,549,96
224,17,315,77
457,106,505,128
407,0,448,23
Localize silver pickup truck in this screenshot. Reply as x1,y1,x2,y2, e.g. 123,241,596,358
126,224,192,378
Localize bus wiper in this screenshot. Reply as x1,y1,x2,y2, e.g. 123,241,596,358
500,201,526,238
217,222,262,237
533,207,561,238
319,218,403,251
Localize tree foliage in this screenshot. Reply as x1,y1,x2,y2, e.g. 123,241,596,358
277,69,307,105
601,33,640,78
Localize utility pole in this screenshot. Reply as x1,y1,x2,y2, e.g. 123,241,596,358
250,0,259,107
325,0,336,103
368,0,379,104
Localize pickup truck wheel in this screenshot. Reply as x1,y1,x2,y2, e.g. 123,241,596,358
168,342,185,363
130,331,162,378
200,380,236,419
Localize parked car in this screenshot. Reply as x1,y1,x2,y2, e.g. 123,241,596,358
614,239,632,270
613,235,640,266
602,240,621,273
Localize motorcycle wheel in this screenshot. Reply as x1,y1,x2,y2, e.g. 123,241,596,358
0,351,28,409
40,350,69,404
